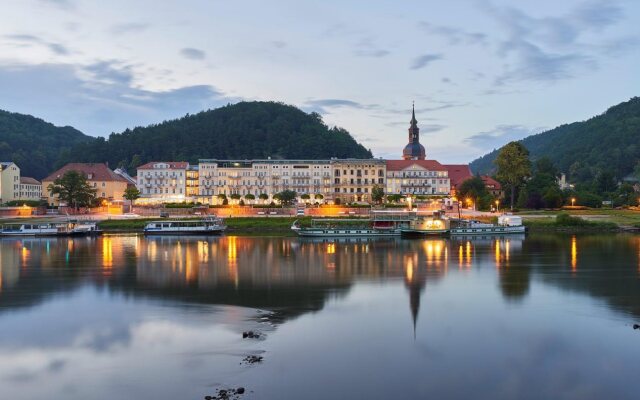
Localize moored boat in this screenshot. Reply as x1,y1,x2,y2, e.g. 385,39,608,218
450,215,525,235
0,222,69,236
291,210,415,237
143,216,226,235
400,211,450,236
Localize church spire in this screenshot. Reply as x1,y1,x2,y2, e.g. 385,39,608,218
402,102,426,160
410,101,417,126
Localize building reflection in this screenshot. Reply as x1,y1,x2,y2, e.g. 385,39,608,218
6,234,640,325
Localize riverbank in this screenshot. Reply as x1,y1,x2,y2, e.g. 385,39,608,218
97,216,314,235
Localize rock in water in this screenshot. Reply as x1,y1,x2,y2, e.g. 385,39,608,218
634,324,640,330
236,387,245,394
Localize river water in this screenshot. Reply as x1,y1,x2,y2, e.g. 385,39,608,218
0,233,639,399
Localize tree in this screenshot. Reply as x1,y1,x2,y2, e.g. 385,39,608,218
457,177,487,207
314,194,324,200
47,170,97,210
386,194,403,203
229,193,241,200
542,187,563,208
371,185,385,204
123,186,141,209
595,170,617,193
244,193,256,202
300,194,311,200
274,190,297,206
495,142,532,210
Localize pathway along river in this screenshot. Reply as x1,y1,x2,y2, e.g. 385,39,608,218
0,234,639,399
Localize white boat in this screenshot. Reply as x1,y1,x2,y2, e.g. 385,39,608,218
69,220,103,236
291,211,415,237
450,215,525,235
143,217,226,235
0,222,70,236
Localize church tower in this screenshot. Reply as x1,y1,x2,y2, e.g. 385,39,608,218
402,103,426,160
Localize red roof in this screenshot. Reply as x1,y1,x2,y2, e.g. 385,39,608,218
137,161,189,170
443,164,473,188
43,163,128,183
386,159,445,171
481,175,502,190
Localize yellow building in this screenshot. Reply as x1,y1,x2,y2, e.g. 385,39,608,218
42,163,129,206
331,159,386,203
0,162,21,203
19,177,42,201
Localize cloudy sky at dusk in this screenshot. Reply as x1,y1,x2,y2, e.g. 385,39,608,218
0,0,638,162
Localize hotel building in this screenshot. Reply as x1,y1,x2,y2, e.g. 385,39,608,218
43,163,129,206
136,162,190,203
0,162,43,203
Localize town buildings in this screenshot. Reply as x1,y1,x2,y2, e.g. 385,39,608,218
43,163,129,206
386,160,450,195
136,162,190,204
0,162,43,203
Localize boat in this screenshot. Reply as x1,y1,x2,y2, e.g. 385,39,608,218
0,222,71,236
400,211,450,236
450,214,526,235
291,210,415,237
143,216,226,235
69,220,103,236
0,219,104,237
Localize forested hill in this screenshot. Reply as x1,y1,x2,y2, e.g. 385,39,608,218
0,110,92,179
470,97,640,183
61,101,373,171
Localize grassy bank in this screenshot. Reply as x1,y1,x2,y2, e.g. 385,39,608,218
517,209,640,228
523,213,620,232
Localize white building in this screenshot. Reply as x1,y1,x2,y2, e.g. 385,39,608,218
198,159,335,203
136,162,189,203
19,177,42,201
385,160,450,196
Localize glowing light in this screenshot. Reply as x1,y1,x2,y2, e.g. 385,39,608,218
405,256,414,282
495,239,501,268
571,197,576,207
505,240,510,263
465,241,472,267
571,236,577,272
458,245,463,269
102,237,113,269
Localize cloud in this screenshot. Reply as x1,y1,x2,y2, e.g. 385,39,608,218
465,124,545,151
38,0,74,10
495,40,595,84
271,41,287,49
180,47,206,60
410,53,443,70
353,38,390,58
304,98,378,114
418,22,487,46
0,61,233,136
109,23,149,35
482,1,628,85
4,34,70,55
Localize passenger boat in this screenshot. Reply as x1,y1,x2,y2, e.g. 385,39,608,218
0,219,103,237
450,215,525,235
0,222,69,236
143,216,226,235
291,210,415,237
400,211,450,236
69,220,103,236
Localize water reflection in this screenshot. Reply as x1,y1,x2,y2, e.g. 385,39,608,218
1,234,640,399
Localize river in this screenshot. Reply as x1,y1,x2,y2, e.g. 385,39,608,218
0,233,639,399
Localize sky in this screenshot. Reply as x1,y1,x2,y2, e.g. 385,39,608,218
0,0,638,163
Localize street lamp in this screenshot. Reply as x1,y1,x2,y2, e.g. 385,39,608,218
571,197,576,207
495,199,500,213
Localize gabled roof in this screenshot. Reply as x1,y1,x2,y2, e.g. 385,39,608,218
20,177,41,185
481,175,502,190
137,161,189,170
386,159,445,171
0,161,16,169
43,163,128,183
443,164,473,188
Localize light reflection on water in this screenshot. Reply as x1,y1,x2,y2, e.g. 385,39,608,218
0,234,639,399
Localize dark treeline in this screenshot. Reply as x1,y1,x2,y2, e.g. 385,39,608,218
0,110,92,179
471,97,640,186
60,101,373,173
